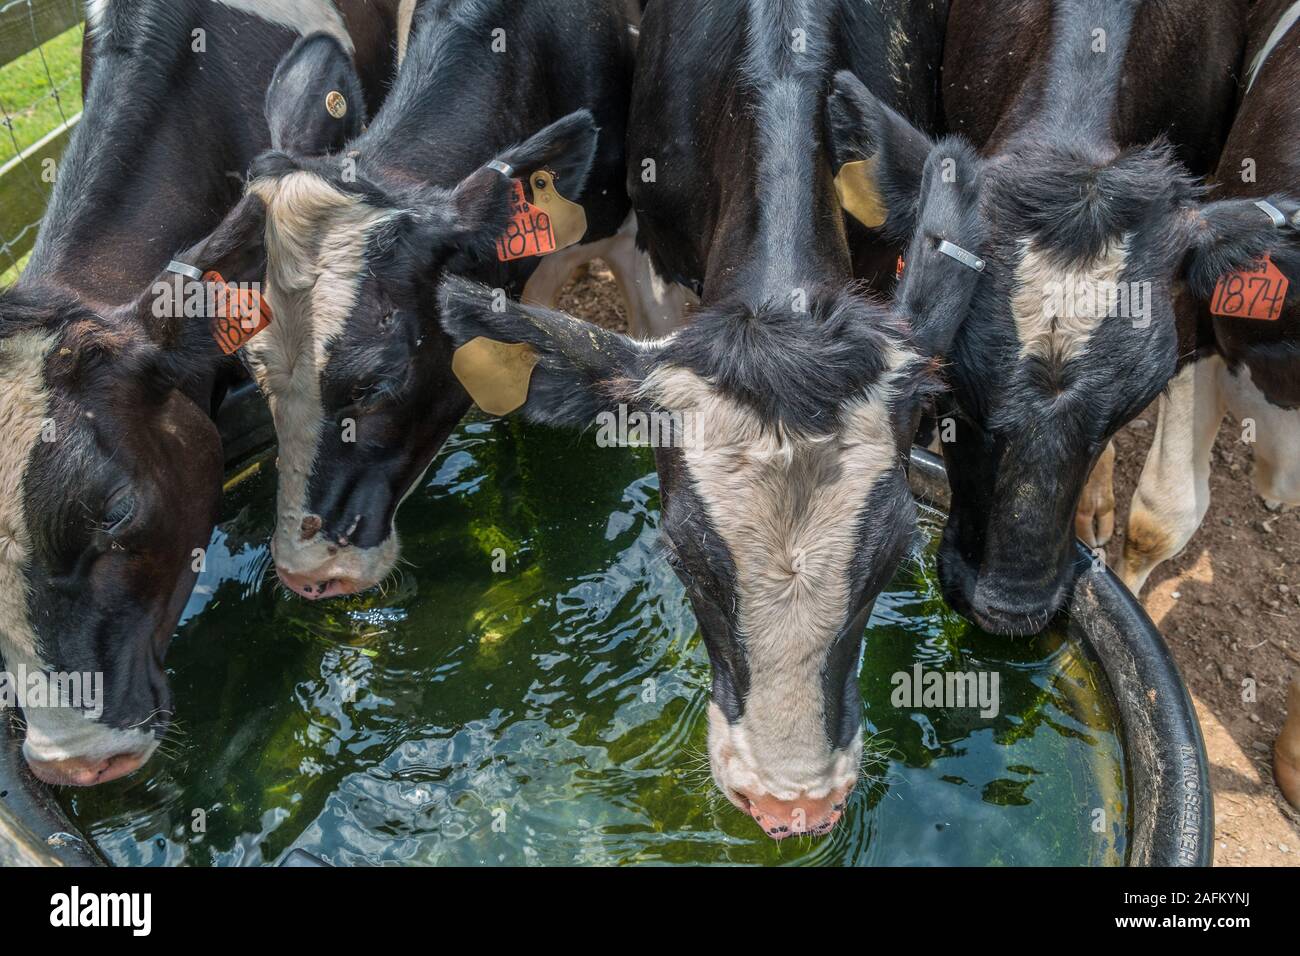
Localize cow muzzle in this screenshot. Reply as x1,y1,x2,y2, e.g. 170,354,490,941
271,515,399,600
938,538,1074,636
707,704,861,841
22,723,160,787
26,747,156,787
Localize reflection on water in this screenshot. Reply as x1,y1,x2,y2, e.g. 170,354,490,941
59,416,1128,866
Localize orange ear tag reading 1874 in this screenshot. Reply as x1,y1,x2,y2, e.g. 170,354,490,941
204,270,273,354
496,179,559,262
1210,254,1289,322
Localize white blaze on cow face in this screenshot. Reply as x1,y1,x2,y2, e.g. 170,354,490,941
642,356,910,805
0,331,157,769
0,331,56,664
1011,236,1131,364
247,172,401,592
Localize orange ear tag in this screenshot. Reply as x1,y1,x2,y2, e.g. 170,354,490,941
496,179,559,262
203,270,273,354
895,256,906,281
1210,254,1289,322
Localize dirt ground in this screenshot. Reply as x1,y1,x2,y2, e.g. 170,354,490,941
1106,409,1300,866
562,261,1300,867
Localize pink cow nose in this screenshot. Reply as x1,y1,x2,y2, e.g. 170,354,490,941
736,784,853,840
276,567,360,601
26,749,153,787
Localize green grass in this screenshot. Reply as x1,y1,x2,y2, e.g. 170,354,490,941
0,22,83,285
1,249,31,286
0,23,83,155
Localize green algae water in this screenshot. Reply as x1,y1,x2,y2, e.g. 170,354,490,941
57,416,1129,866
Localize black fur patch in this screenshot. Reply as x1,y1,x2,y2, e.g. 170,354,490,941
658,286,915,437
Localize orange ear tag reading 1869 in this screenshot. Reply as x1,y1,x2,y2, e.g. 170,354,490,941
1210,254,1289,322
204,270,273,354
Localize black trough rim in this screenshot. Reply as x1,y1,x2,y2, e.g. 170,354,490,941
0,437,1213,867
908,447,1213,867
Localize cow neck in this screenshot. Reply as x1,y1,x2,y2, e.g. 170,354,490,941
23,5,288,306
1036,0,1139,144
352,1,531,190
702,99,849,307
702,3,849,307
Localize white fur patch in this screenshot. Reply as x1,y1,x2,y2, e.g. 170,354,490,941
397,0,419,63
1011,237,1130,364
0,331,55,662
1246,0,1300,93
247,172,401,584
89,0,354,51
86,0,112,32
644,358,907,795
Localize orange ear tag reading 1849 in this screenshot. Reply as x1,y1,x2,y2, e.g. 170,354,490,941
1210,254,1289,322
495,169,588,262
204,270,273,354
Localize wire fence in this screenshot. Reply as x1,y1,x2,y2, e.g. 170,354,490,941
0,0,84,284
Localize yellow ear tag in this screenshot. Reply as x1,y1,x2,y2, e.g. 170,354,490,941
834,155,888,229
529,169,587,252
452,337,539,416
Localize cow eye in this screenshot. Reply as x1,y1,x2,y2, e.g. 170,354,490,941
101,492,136,533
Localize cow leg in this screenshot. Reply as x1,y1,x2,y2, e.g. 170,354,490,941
1075,440,1116,549
1120,356,1225,595
1277,673,1300,809
1218,364,1300,511
521,215,693,338
599,214,692,339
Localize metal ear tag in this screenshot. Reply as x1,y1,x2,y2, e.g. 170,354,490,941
451,337,539,416
834,155,888,229
325,91,348,119
1256,199,1288,229
937,239,986,272
529,169,587,251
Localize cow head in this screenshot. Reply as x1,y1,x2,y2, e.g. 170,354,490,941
435,149,982,838
0,195,266,785
217,35,599,599
829,70,1300,636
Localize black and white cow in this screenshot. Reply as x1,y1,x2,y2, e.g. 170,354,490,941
438,0,968,840
833,0,1296,636
196,0,640,601
0,0,405,786
1116,0,1300,809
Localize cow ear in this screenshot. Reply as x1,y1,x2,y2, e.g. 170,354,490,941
826,70,934,241
495,110,600,202
266,33,366,155
896,138,986,357
431,166,518,261
437,274,651,427
132,193,268,350
431,111,602,263
177,192,269,285
1182,196,1300,301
